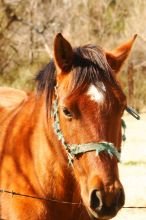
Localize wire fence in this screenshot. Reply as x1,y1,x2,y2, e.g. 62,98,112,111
0,189,146,209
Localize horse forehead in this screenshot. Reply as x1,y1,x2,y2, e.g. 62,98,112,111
87,84,106,103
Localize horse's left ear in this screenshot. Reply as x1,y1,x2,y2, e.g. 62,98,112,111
106,34,137,74
54,33,74,73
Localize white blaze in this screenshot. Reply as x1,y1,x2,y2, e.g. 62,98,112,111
87,84,105,103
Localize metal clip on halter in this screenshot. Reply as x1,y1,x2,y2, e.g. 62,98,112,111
126,106,140,120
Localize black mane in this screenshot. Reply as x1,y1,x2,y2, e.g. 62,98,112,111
36,59,56,108
36,44,116,109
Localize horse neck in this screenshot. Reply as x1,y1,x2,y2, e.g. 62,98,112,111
32,95,80,202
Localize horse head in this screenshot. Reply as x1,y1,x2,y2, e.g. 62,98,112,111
39,33,136,219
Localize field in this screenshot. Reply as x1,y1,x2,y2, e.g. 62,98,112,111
113,113,146,219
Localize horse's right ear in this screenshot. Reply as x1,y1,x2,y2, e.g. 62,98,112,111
54,33,74,74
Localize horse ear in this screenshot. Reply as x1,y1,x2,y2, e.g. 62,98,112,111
106,34,137,74
54,33,74,73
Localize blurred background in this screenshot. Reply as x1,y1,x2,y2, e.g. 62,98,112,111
0,0,146,112
0,0,146,219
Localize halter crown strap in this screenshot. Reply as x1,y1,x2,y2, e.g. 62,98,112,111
121,119,126,142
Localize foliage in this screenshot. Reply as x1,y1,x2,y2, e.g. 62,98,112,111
0,0,146,109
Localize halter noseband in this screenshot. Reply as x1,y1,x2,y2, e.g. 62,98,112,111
52,89,121,166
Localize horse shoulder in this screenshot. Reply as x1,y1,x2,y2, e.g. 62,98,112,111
0,87,29,153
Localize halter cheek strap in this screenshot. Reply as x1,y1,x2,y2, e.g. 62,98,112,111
52,99,121,166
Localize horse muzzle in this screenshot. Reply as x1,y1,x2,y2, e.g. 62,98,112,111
87,185,125,219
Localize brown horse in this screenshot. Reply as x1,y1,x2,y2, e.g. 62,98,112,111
0,33,136,220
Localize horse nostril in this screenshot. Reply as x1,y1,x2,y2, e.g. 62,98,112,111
90,190,102,210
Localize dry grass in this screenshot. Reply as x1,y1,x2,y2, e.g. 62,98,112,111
113,113,146,219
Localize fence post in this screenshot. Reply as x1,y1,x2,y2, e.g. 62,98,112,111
127,62,134,107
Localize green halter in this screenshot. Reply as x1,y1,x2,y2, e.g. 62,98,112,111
51,82,141,166
52,98,121,166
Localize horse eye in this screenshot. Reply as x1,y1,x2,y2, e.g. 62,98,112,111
62,107,72,118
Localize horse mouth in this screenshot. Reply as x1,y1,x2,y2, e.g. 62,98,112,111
86,205,120,220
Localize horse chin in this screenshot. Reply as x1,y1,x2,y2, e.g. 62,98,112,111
86,208,100,219
86,206,118,220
